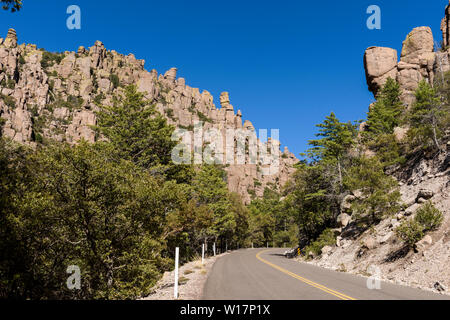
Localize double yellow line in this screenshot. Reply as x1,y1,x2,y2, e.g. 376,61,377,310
256,250,357,300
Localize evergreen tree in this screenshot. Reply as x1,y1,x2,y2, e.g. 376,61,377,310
344,156,401,223
408,80,447,152
308,112,357,188
95,85,193,183
364,78,404,137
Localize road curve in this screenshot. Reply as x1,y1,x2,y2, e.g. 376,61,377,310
203,248,449,300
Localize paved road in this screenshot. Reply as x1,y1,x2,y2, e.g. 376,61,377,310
203,248,449,300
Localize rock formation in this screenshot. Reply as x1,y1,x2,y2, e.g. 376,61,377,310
0,28,298,203
363,1,450,107
364,26,436,106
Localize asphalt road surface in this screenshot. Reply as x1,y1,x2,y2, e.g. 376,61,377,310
203,248,450,300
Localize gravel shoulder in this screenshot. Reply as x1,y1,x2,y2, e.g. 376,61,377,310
141,253,227,300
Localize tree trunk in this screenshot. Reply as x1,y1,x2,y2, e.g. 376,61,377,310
432,118,441,152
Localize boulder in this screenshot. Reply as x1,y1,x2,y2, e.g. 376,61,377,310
364,47,399,96
337,213,351,228
380,232,394,244
415,235,433,253
362,236,377,250
321,246,333,255
400,27,434,63
364,47,398,82
397,68,422,91
405,203,421,216
341,195,356,213
336,236,343,247
393,127,408,142
416,189,434,201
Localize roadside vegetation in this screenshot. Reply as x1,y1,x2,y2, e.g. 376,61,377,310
0,85,249,299
249,75,449,258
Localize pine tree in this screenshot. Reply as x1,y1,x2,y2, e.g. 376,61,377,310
365,78,404,137
408,80,446,152
95,85,193,183
308,112,357,188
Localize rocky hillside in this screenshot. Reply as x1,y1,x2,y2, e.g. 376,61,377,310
306,2,450,295
0,29,297,203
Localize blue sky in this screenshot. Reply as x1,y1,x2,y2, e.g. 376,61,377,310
0,0,447,156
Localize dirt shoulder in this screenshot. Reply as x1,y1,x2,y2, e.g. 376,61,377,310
141,253,226,300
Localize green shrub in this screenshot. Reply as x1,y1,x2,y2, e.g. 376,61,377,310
396,202,443,247
395,220,424,248
165,108,175,120
18,55,26,65
109,74,120,89
415,201,443,232
7,79,15,89
197,111,213,123
304,229,336,258
93,93,105,105
41,51,65,69
0,94,16,108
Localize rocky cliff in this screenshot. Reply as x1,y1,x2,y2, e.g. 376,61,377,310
0,29,298,203
363,1,450,107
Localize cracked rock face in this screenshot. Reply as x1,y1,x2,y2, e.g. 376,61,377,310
365,2,450,108
0,28,298,204
364,26,437,106
364,46,398,95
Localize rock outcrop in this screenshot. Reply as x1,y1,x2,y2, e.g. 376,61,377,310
364,26,436,106
0,28,298,203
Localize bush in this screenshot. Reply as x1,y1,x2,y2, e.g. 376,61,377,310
304,229,336,258
41,51,65,69
415,201,443,232
109,74,120,89
6,79,15,89
396,201,443,248
18,55,26,66
0,94,16,108
395,220,424,248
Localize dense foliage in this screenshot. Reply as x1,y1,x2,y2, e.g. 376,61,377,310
0,85,249,299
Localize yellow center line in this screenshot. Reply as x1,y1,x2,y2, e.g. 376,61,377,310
256,249,357,301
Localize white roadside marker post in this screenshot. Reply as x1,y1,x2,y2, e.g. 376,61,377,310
174,247,179,299
213,242,216,256
202,244,205,265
